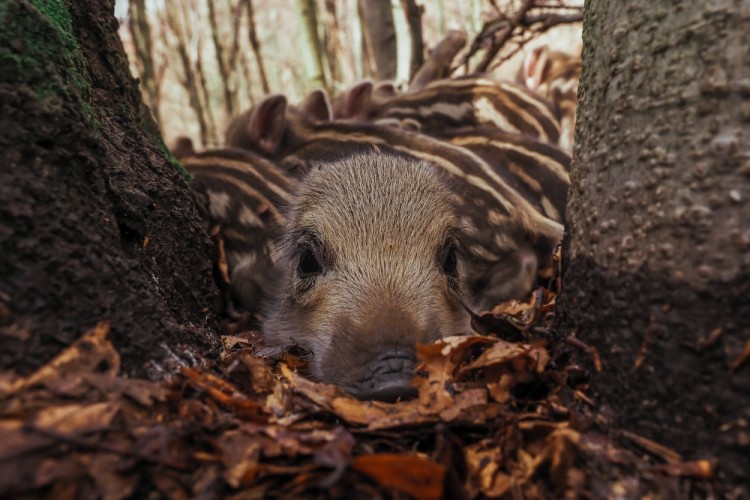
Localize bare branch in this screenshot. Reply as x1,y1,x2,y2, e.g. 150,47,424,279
455,1,583,75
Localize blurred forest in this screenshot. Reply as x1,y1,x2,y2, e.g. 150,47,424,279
115,0,582,149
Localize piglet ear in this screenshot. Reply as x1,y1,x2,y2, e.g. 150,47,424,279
171,136,195,160
249,94,287,155
300,89,333,122
373,82,397,98
522,45,549,91
343,81,373,120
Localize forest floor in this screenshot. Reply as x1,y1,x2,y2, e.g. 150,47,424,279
0,262,721,499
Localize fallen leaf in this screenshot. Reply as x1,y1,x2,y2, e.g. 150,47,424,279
0,322,118,397
352,453,445,500
32,402,120,436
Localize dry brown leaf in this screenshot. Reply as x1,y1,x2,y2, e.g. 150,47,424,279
352,453,445,500
214,429,262,488
0,419,54,461
459,339,549,375
181,367,266,420
466,441,511,497
281,365,432,429
237,352,277,393
32,401,120,436
415,335,493,415
0,322,118,397
81,452,136,500
85,375,166,407
438,388,488,422
150,474,190,500
487,373,515,403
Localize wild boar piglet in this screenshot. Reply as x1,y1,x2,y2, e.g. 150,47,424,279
263,152,473,402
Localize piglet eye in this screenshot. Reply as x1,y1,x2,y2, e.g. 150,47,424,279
440,243,458,275
298,248,322,278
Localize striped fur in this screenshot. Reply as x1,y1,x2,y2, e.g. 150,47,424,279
181,148,295,311
335,76,562,146
226,94,564,308
433,127,571,224
519,45,582,152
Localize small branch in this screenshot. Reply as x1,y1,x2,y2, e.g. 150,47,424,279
522,11,583,29
455,1,583,76
473,0,535,73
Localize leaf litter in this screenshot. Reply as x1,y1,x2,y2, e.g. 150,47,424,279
0,287,717,498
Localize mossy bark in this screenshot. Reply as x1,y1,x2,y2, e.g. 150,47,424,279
0,0,222,377
559,0,750,489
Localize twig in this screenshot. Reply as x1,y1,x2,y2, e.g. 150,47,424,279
454,1,583,75
474,0,536,73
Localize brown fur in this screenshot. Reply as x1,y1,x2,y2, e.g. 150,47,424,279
519,45,582,152
171,136,196,160
335,76,562,146
182,148,294,312
226,93,565,308
262,153,470,389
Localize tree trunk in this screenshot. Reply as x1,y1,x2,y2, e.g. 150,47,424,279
244,0,270,95
207,0,235,117
164,0,212,147
0,0,221,377
358,0,397,80
401,0,425,81
296,0,329,91
321,0,343,86
127,0,160,124
194,31,219,145
559,0,750,488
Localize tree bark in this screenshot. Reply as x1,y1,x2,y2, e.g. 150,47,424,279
164,0,212,146
358,0,398,80
321,0,343,86
401,0,425,81
194,30,219,145
0,0,221,377
559,0,750,488
296,0,329,91
243,0,270,94
207,0,235,117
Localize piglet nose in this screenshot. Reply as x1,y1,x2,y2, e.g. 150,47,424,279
365,379,418,403
352,350,418,402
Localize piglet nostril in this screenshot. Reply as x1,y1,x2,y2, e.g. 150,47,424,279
385,356,408,372
351,350,418,402
365,380,418,403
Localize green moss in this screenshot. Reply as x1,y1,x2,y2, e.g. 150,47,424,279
0,0,92,119
2,1,186,182
156,137,193,181
29,0,75,46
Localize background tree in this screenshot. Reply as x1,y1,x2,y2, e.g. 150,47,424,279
0,0,222,376
296,0,329,91
127,0,160,122
401,0,425,80
164,0,216,145
358,0,398,80
560,0,750,486
207,0,236,116
243,0,271,94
